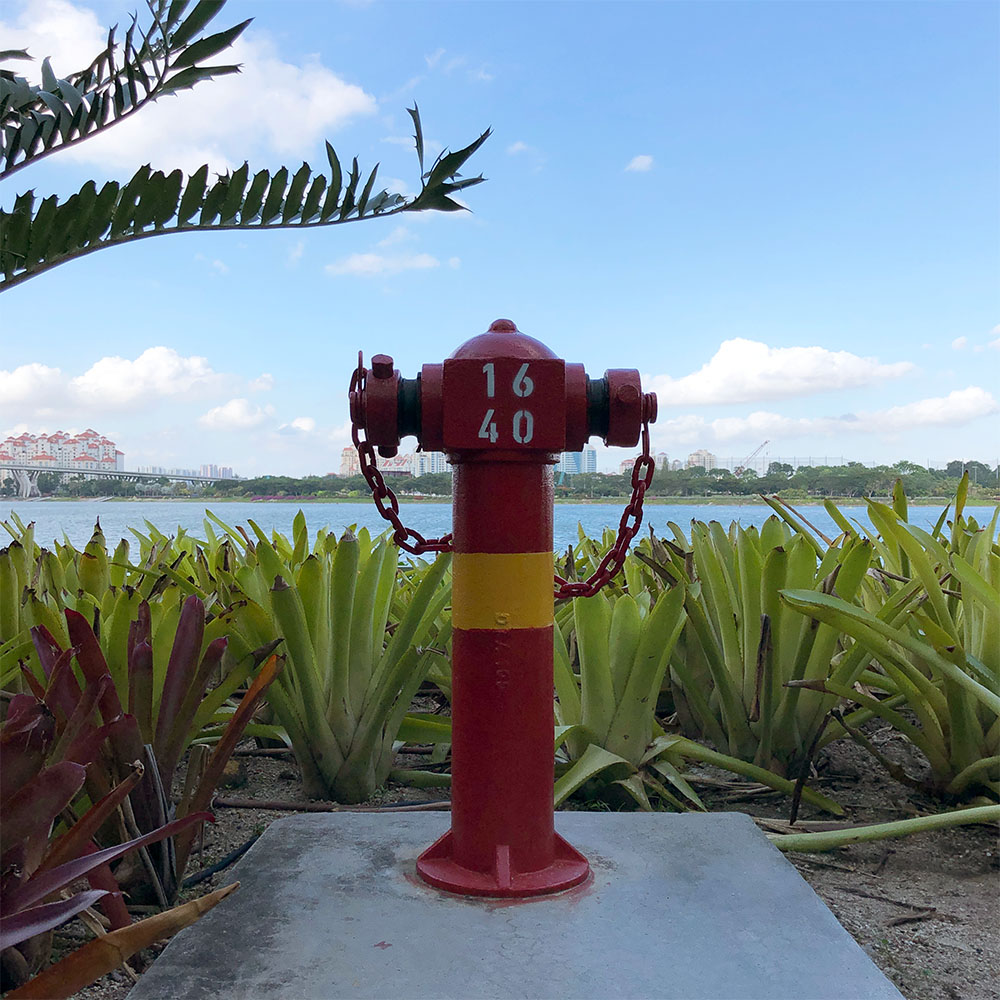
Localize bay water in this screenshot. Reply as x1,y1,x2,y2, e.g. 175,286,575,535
4,499,996,552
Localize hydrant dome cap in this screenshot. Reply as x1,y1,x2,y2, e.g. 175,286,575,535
450,321,558,361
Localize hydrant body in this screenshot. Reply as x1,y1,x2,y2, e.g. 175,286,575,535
354,319,654,897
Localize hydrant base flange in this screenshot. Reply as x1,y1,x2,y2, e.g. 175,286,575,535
416,830,589,898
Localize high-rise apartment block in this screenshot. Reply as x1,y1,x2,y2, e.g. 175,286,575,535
200,464,235,479
413,450,450,476
557,444,597,476
687,449,717,470
0,429,124,471
339,447,450,477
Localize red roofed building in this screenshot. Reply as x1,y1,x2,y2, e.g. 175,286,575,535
0,430,124,476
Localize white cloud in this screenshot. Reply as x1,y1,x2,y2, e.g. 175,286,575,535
989,336,1000,351
876,386,997,429
71,348,226,407
287,241,305,267
1,348,276,423
11,2,378,173
376,226,415,248
448,257,461,269
653,387,998,446
278,416,316,434
0,363,64,404
951,336,968,350
199,398,273,430
507,141,529,155
325,252,440,277
425,48,446,69
0,1,105,84
625,155,654,172
647,338,914,405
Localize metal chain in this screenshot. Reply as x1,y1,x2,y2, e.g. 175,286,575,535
350,353,653,591
349,354,453,556
553,419,654,599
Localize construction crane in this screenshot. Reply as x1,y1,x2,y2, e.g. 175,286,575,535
735,440,769,476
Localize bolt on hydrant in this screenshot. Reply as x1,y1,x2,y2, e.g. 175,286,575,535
350,319,656,897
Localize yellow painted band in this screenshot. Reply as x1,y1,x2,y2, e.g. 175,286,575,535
452,552,554,630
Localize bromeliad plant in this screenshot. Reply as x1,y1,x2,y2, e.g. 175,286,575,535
14,599,280,904
551,586,698,810
783,494,1000,802
551,584,845,815
0,628,216,994
199,513,453,803
636,518,874,779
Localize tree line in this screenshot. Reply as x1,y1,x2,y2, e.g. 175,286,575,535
9,460,996,502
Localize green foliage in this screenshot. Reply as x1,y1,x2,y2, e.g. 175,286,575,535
638,518,875,777
0,515,283,900
782,490,999,802
207,515,453,802
552,586,699,810
0,0,490,290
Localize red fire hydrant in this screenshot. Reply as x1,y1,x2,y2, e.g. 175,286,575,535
351,319,656,897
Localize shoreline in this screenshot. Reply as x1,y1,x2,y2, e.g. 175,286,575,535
9,495,997,508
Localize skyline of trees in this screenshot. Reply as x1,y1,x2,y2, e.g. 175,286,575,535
6,459,996,501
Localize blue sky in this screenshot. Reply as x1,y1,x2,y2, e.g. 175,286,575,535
1,0,997,476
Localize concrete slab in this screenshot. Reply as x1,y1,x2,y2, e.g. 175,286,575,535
129,812,902,1000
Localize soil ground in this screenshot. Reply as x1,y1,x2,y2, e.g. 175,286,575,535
62,731,999,1000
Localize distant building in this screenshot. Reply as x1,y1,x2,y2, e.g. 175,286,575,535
413,451,449,476
687,449,717,470
0,429,124,472
137,466,200,477
655,452,669,470
339,447,449,478
558,444,597,476
340,447,362,477
200,464,235,479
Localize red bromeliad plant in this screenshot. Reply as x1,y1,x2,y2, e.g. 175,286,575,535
0,637,211,991
22,597,280,902
1,606,281,993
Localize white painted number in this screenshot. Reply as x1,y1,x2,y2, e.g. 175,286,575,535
512,410,534,444
512,363,534,398
478,408,498,443
482,362,495,398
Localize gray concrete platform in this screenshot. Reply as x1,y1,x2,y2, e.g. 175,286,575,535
129,812,902,1000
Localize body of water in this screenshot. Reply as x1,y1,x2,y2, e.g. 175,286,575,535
3,499,996,552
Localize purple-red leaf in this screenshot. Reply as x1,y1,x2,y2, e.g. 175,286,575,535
0,699,55,808
1,761,87,874
127,639,154,743
64,609,123,723
175,654,281,874
39,763,144,874
19,666,47,701
0,890,109,952
42,648,83,721
3,811,214,915
154,596,205,757
49,674,108,763
30,625,63,678
160,635,227,786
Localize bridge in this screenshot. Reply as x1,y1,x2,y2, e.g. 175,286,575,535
0,463,225,499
